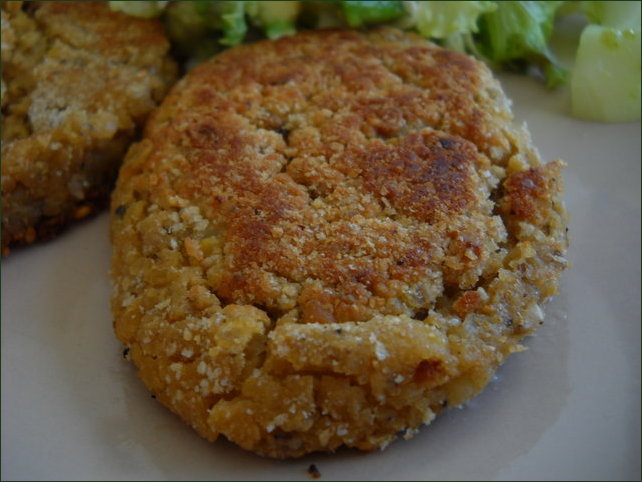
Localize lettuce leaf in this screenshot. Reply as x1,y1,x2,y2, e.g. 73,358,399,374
404,1,496,39
162,0,248,61
246,1,301,40
477,1,568,87
195,1,247,46
340,1,406,28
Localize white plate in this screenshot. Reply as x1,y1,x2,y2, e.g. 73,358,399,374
2,69,640,480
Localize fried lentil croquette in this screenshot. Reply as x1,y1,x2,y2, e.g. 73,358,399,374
1,1,176,254
110,28,569,458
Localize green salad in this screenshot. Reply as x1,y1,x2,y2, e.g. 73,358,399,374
110,0,641,123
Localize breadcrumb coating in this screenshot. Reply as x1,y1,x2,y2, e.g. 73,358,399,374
1,1,176,254
110,28,568,458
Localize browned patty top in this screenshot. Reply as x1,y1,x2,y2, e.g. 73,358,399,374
119,27,527,323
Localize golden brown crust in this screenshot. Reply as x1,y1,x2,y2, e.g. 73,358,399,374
1,1,177,254
501,161,565,229
110,28,568,458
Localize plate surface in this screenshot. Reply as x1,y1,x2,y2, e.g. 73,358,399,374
2,67,640,480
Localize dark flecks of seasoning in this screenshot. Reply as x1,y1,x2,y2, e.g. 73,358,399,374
335,328,342,334
413,309,428,321
438,137,454,149
276,126,290,142
307,464,321,479
122,347,130,359
115,204,127,218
